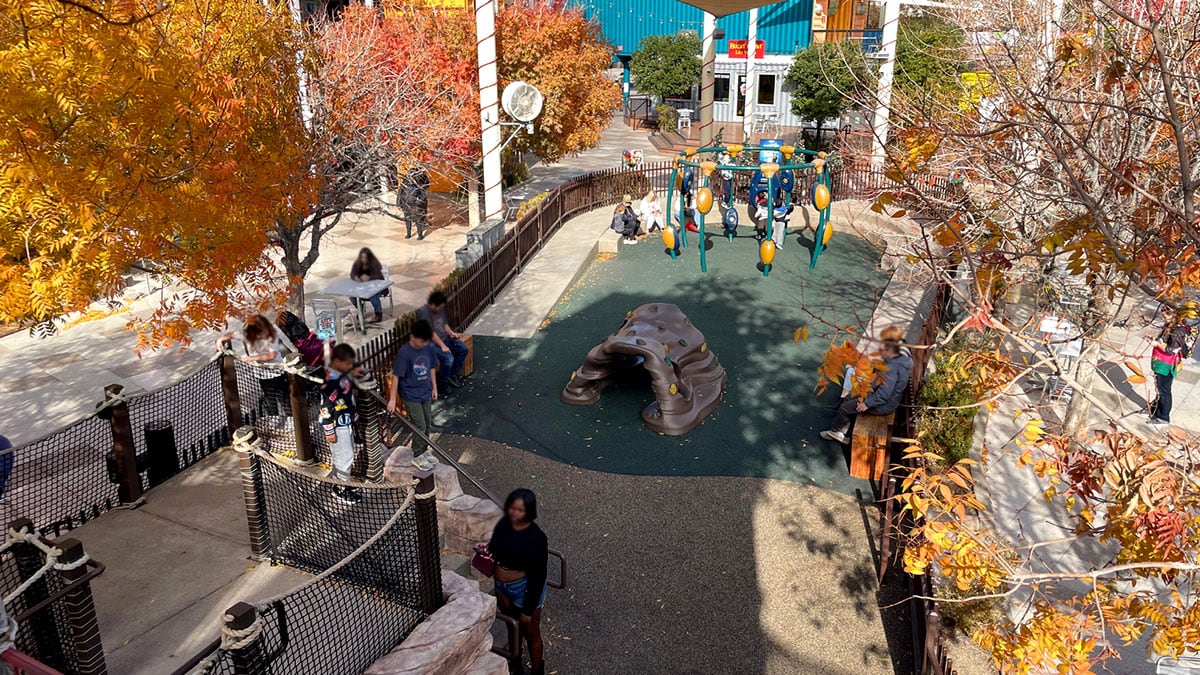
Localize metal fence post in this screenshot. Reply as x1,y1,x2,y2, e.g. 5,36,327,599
224,602,267,675
286,365,314,465
220,353,244,434
233,427,271,562
104,384,143,504
413,470,443,613
54,538,107,675
8,518,62,670
356,376,384,483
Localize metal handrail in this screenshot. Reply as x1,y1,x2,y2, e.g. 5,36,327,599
364,388,568,588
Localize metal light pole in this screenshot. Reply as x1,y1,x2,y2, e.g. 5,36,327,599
475,0,504,223
699,12,718,146
742,8,759,141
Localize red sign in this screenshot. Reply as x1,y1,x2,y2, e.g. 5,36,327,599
728,40,766,59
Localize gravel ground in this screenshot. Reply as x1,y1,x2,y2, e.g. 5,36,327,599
441,433,910,675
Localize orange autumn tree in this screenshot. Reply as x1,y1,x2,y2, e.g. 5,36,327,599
0,0,312,347
816,0,1200,670
496,4,622,163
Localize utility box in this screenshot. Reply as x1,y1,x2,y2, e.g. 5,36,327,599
455,217,506,268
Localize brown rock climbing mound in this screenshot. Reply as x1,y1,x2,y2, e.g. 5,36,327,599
561,303,727,435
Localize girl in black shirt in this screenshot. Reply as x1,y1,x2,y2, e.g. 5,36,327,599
489,489,549,675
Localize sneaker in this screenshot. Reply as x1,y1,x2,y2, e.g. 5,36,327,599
448,376,464,388
1147,417,1170,427
625,238,638,245
332,486,361,505
820,429,850,445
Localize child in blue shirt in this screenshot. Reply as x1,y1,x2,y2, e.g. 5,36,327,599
387,320,440,461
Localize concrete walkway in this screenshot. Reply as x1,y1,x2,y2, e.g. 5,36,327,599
68,449,307,675
468,209,614,339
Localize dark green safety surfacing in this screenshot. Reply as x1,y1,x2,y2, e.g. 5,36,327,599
438,229,889,495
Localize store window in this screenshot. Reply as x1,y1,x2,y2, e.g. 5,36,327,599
714,75,731,103
757,75,777,106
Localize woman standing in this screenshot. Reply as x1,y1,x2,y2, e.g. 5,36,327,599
350,247,386,324
489,489,549,675
219,315,293,417
1149,301,1198,427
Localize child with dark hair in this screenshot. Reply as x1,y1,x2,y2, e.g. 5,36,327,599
320,343,364,503
388,320,440,461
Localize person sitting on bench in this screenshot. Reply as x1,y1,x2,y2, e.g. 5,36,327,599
820,325,912,445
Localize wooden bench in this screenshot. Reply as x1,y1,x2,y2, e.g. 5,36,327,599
459,333,474,378
850,412,894,481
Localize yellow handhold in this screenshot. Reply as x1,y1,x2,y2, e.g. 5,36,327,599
759,239,777,265
781,145,796,159
814,183,831,210
685,148,698,157
699,160,717,177
669,383,678,395
570,370,576,380
626,311,632,318
696,187,713,214
760,162,780,178
662,226,676,250
700,342,707,353
727,144,743,158
822,223,834,245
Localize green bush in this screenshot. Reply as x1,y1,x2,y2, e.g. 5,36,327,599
655,104,678,133
515,191,550,222
916,335,982,466
502,152,530,187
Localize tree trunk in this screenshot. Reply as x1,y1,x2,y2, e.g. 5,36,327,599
1062,338,1100,436
277,224,307,313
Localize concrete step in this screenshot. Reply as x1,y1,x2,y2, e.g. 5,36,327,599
441,551,493,594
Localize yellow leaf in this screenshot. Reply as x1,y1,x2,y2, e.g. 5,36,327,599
793,326,810,343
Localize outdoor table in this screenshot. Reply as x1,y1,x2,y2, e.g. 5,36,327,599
319,278,395,332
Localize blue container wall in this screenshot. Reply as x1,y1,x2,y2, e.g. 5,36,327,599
568,0,814,56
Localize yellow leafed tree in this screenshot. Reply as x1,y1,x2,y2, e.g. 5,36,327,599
0,0,313,348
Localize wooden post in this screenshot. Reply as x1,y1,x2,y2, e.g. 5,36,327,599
104,384,143,504
220,353,244,435
233,427,271,562
54,538,107,675
413,470,443,613
9,519,61,669
225,602,267,675
287,367,314,465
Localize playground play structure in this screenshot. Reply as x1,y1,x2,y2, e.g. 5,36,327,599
663,143,835,277
561,304,727,436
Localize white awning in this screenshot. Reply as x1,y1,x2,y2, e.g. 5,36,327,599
678,0,784,18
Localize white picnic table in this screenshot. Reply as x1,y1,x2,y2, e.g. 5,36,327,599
319,278,395,332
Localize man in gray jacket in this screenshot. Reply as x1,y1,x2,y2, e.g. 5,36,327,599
821,329,913,445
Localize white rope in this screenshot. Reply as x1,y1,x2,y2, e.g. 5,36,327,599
219,614,263,651
220,347,323,383
94,389,130,411
0,528,91,605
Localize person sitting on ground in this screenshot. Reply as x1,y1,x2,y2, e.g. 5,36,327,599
610,196,640,244
349,247,387,324
639,189,664,233
417,291,470,389
320,344,365,503
820,325,913,445
387,320,440,462
487,489,550,675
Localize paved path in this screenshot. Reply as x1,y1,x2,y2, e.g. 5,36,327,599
468,209,613,338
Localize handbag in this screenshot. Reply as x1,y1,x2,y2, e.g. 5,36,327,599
1151,345,1181,377
471,544,496,577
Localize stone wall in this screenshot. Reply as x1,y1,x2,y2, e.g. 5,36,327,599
384,447,503,556
366,571,506,675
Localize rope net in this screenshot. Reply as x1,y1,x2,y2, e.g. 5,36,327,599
0,535,85,674
126,359,229,480
195,453,434,674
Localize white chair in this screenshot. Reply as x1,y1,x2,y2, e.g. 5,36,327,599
677,109,693,132
379,265,396,317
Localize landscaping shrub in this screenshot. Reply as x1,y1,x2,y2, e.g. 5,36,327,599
515,191,550,223
655,104,678,133
916,334,983,466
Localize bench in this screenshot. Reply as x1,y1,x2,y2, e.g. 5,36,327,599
850,412,894,481
459,333,474,378
598,228,622,254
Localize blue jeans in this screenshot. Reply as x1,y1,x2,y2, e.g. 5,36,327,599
436,337,469,379
494,576,547,612
353,293,383,317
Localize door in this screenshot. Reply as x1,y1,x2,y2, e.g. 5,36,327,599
712,73,735,123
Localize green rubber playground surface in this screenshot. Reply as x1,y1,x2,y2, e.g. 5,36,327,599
440,227,890,494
